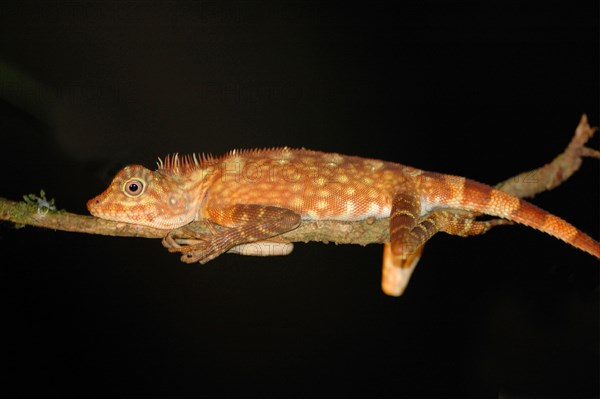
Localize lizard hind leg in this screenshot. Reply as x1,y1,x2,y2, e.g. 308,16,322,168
382,190,428,296
382,209,512,296
388,191,422,258
383,204,445,296
436,211,513,237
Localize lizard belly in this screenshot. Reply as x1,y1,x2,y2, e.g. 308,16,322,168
299,199,391,222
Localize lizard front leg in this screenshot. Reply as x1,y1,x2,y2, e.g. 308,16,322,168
163,204,301,264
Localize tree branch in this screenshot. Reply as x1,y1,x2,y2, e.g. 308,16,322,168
1,115,597,246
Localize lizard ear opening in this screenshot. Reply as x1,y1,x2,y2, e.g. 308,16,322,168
123,178,146,197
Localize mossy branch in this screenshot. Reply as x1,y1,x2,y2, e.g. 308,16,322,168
0,115,598,246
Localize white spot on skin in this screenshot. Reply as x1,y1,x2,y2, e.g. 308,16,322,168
316,200,328,210
345,186,356,195
364,159,384,172
336,174,349,183
304,209,319,219
402,167,422,177
322,153,344,164
419,196,436,216
335,202,390,221
367,202,380,215
291,197,304,208
345,200,357,215
419,195,449,216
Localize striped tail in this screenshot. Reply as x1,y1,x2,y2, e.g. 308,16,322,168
418,172,600,259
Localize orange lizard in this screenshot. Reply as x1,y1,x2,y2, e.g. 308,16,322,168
87,146,600,296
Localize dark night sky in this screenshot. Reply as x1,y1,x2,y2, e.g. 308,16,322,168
1,1,598,397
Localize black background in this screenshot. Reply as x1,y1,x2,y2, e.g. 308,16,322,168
1,1,598,397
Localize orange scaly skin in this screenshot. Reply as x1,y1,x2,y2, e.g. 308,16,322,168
87,148,600,296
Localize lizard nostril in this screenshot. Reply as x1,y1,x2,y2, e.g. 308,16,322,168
86,198,101,210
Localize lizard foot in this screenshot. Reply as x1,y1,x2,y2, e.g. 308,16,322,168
162,226,226,264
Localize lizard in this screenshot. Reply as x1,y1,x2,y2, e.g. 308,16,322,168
87,146,600,296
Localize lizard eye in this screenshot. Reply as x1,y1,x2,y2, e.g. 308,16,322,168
123,178,145,197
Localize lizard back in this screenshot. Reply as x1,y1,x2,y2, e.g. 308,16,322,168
200,148,417,222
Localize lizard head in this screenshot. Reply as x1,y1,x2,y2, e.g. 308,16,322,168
87,165,197,229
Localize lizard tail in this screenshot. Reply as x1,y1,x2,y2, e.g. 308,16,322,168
418,172,600,259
